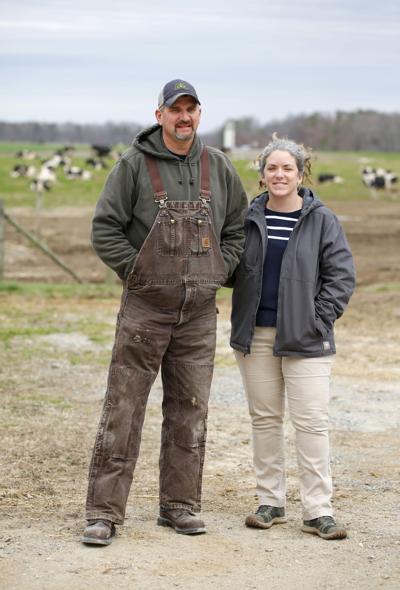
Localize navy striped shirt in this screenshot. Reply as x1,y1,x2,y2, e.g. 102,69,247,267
256,207,302,327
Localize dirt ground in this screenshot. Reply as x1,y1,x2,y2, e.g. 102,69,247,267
0,200,399,589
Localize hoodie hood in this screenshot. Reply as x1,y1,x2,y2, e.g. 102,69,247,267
249,186,324,219
133,124,204,162
298,186,324,213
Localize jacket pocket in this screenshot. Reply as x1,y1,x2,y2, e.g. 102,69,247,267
315,315,327,338
277,278,324,354
242,231,262,269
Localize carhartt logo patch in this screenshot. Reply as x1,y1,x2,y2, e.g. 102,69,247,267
323,341,331,351
175,82,187,90
202,237,210,248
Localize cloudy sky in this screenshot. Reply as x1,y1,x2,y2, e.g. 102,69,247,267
1,0,399,132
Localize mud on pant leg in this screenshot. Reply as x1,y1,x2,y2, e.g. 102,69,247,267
85,294,171,524
159,297,217,511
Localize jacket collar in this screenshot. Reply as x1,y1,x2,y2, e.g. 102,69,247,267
247,187,323,220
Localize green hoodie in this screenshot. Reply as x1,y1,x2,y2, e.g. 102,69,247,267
91,124,248,280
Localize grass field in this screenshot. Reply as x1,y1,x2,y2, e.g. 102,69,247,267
0,142,399,208
0,142,114,208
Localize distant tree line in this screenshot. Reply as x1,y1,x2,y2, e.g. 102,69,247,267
1,110,400,150
202,110,400,151
0,121,142,145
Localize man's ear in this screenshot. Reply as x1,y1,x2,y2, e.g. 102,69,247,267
155,109,162,124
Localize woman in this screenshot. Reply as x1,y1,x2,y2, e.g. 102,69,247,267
230,136,355,540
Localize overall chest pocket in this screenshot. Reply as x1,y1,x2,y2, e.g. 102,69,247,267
188,213,212,256
156,211,185,256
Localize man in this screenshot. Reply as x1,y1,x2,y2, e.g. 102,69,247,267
81,79,248,545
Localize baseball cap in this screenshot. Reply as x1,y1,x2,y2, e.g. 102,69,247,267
158,79,200,109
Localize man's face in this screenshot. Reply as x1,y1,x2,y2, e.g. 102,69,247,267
156,96,201,147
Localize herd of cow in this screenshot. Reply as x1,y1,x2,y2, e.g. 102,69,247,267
10,145,115,193
10,147,399,197
318,167,398,194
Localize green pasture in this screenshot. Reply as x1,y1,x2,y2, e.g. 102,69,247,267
0,142,399,208
0,142,122,208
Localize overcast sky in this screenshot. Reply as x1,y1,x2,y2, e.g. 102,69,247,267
1,0,399,132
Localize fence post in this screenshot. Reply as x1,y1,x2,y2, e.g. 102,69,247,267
0,200,4,281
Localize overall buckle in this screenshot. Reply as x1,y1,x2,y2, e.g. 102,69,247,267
154,191,168,208
199,190,211,205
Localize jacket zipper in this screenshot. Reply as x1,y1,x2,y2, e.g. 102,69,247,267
273,204,315,355
245,205,268,354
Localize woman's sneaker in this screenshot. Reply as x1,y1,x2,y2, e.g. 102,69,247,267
245,505,287,529
302,516,347,540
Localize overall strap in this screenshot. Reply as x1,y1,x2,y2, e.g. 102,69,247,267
199,147,211,203
144,154,168,206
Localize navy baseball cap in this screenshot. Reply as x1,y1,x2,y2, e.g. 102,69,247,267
158,79,200,109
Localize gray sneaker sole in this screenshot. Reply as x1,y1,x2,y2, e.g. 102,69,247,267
301,524,347,540
245,515,287,529
157,516,206,535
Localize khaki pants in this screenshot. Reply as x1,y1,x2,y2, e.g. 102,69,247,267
235,327,334,520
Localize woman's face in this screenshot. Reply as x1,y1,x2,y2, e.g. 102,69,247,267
262,150,303,200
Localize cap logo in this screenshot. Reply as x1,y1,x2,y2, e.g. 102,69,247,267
175,82,187,90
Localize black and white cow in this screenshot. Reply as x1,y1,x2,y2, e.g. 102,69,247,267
85,157,108,170
15,149,37,160
30,179,52,193
42,154,72,169
64,166,92,180
37,165,57,184
362,167,398,190
91,144,112,158
55,145,75,157
318,173,344,184
10,164,37,178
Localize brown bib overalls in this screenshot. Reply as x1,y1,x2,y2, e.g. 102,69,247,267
86,149,227,524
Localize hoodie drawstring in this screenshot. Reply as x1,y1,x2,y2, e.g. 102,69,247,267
188,157,195,185
177,160,183,184
176,159,195,186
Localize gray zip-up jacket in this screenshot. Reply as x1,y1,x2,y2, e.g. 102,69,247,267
91,124,248,280
230,188,355,357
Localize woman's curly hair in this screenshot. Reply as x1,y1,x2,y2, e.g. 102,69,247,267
258,133,312,184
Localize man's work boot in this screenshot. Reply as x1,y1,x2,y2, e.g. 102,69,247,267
81,519,116,545
157,508,206,535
